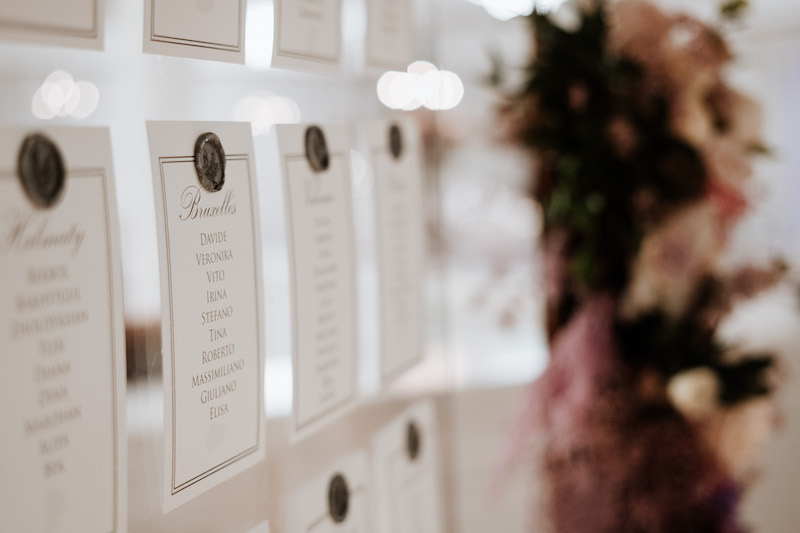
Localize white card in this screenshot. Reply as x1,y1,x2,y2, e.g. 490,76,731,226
364,0,412,74
275,124,358,439
0,0,103,49
272,0,342,75
369,120,426,384
372,401,444,533
0,127,126,532
144,0,246,63
148,121,266,511
287,452,371,533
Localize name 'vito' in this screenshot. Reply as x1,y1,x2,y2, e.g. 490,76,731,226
179,186,236,221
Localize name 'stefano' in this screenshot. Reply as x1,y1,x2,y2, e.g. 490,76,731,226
179,186,236,221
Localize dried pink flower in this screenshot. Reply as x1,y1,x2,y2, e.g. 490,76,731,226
568,81,590,112
607,115,637,159
702,398,780,482
621,202,726,318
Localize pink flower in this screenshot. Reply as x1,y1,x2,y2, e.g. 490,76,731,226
667,367,721,420
703,137,754,223
609,0,673,61
529,294,621,440
609,2,734,145
568,81,590,112
701,398,780,482
724,89,764,146
704,138,753,189
664,19,731,144
607,115,637,159
671,93,715,145
621,202,726,318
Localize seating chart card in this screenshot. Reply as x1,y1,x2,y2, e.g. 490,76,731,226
275,123,358,439
364,0,412,74
0,0,103,49
147,121,266,511
0,127,126,532
144,0,246,63
272,0,342,75
287,452,371,533
371,401,444,533
369,120,426,384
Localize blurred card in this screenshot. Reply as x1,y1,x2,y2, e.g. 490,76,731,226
364,0,412,74
369,119,426,384
0,0,103,49
144,0,245,63
372,401,444,533
275,123,358,440
287,452,370,533
0,127,126,532
272,0,342,74
148,121,266,511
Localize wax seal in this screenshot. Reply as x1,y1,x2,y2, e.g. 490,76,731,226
389,123,403,160
327,473,349,523
194,132,226,192
17,133,65,209
305,126,329,172
406,420,421,461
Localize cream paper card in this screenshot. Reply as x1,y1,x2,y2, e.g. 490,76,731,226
369,120,426,384
364,0,412,74
148,121,265,511
371,401,444,533
144,0,246,63
287,452,371,533
0,127,126,532
0,0,103,49
275,123,358,439
272,0,342,74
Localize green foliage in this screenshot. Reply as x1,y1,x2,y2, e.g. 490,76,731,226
720,0,749,23
616,277,774,405
512,2,776,406
518,5,708,292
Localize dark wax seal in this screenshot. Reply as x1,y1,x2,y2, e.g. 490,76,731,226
389,123,403,160
305,125,329,172
194,132,226,192
327,473,350,523
406,420,421,461
17,133,65,209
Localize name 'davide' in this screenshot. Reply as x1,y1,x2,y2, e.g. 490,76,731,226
179,186,236,221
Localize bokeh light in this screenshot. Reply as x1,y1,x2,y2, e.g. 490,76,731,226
233,92,302,136
377,62,464,111
31,70,99,120
466,0,566,20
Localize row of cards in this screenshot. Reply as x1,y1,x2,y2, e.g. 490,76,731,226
0,0,413,74
288,403,444,533
0,120,428,531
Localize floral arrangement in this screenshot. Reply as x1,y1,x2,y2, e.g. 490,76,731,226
504,0,784,530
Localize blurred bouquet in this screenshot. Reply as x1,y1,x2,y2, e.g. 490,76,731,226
504,0,784,531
